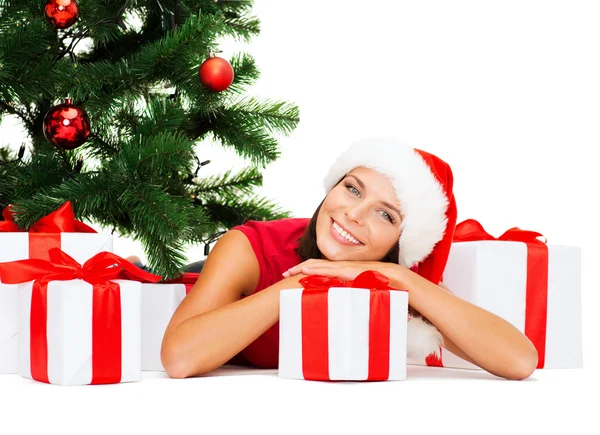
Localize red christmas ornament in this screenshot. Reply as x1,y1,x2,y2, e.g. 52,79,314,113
44,0,79,29
198,54,234,92
43,98,90,150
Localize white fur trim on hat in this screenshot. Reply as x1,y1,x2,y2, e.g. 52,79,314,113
323,137,449,268
407,316,443,359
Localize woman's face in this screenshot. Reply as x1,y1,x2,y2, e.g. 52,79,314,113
316,166,403,261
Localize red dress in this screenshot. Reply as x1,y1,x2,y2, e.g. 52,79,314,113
230,217,310,369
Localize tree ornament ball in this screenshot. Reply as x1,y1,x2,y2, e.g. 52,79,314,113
45,0,79,29
43,98,90,150
198,56,234,92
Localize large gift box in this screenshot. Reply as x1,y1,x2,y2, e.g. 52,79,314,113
140,272,197,371
0,201,113,374
0,248,161,385
407,219,582,370
279,270,408,381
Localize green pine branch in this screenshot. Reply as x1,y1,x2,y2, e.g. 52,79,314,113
192,166,263,198
0,1,301,278
203,193,292,228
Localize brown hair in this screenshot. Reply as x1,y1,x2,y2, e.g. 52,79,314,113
294,178,400,264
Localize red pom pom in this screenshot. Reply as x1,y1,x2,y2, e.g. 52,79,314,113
198,56,234,92
43,98,90,150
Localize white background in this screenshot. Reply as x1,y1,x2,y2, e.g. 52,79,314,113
1,0,598,433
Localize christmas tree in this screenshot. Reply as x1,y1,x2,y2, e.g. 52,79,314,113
0,0,299,278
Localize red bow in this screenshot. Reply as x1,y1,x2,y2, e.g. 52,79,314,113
0,201,96,233
299,269,395,291
0,248,162,286
0,248,161,384
454,218,547,244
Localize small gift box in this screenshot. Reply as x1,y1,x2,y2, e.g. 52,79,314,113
0,201,113,374
140,273,198,371
0,248,161,385
278,270,409,381
141,284,187,371
407,219,582,370
0,201,112,264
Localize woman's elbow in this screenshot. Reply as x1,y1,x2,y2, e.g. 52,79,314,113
161,337,215,379
506,345,538,380
161,340,191,379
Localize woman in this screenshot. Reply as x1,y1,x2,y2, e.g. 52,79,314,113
159,138,538,380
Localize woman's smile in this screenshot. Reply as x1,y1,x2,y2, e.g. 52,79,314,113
330,218,364,246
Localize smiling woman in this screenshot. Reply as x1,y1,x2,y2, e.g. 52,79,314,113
159,137,538,380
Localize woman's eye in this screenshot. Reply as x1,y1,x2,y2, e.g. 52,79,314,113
346,184,359,195
381,211,394,223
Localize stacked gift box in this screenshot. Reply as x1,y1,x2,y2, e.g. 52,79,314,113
0,201,197,385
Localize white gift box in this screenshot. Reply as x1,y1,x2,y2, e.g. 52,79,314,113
0,233,113,374
407,241,582,370
141,283,187,371
0,286,18,373
279,287,408,381
17,279,141,385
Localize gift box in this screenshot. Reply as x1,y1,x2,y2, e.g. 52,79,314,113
0,201,112,264
141,283,188,371
139,272,197,371
0,201,113,374
407,219,582,370
0,248,161,385
278,270,408,381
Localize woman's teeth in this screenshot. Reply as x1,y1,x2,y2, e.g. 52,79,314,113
332,221,361,245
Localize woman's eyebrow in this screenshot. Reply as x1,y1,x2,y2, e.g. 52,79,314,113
346,174,402,219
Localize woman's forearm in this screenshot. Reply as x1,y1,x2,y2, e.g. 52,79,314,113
389,265,538,380
161,274,307,378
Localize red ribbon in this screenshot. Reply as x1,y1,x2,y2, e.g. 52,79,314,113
298,270,403,380
164,272,200,294
452,219,548,368
0,248,161,384
0,201,96,262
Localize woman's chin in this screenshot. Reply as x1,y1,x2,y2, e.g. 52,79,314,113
318,241,357,261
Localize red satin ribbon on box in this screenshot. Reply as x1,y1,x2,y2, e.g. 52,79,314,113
0,201,96,261
0,248,161,384
298,270,405,381
164,272,200,294
452,219,548,368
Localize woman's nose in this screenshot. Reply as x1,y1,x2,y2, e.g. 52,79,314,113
346,203,367,224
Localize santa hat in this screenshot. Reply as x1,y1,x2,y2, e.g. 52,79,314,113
323,137,458,361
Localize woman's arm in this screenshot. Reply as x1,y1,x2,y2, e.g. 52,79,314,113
160,229,308,378
390,266,538,380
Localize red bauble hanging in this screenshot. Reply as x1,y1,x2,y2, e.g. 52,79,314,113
198,54,234,92
44,0,79,29
43,98,90,150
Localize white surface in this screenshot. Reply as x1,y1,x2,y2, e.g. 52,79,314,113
0,0,598,431
279,288,408,381
141,283,187,371
0,366,596,433
18,280,141,385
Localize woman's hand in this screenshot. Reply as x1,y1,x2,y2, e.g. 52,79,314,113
282,259,397,282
